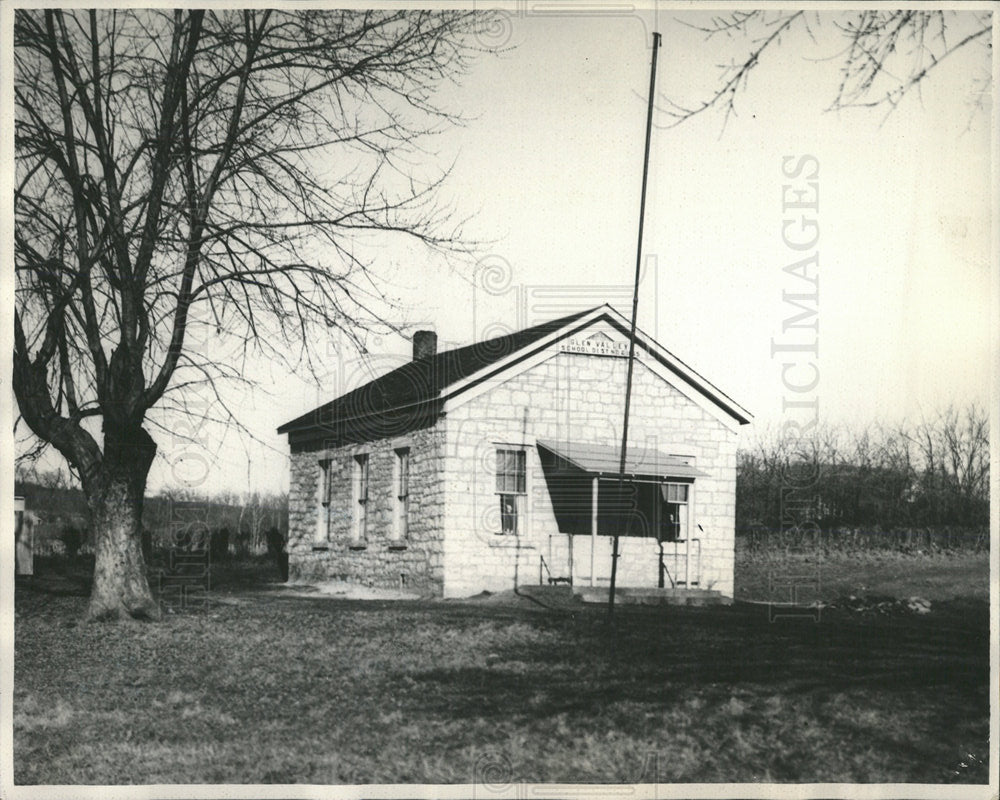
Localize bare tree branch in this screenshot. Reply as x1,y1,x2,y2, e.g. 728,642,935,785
659,10,991,131
13,8,493,620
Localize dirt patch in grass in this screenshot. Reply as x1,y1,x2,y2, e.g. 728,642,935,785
14,573,990,786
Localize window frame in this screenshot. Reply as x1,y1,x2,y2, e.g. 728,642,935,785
314,459,331,548
393,447,410,541
660,481,691,542
495,448,527,535
353,453,369,542
664,482,689,504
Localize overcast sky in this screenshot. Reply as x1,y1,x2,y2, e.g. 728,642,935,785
13,8,994,497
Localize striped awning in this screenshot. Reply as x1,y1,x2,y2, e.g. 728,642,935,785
536,440,708,480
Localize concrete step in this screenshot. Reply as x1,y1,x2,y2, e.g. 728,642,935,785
574,586,732,607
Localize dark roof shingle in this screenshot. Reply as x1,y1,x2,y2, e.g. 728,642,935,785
277,306,596,435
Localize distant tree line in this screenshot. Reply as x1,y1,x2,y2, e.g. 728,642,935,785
14,466,288,560
736,404,988,552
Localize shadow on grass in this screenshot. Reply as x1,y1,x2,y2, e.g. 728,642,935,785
403,600,989,722
14,567,990,784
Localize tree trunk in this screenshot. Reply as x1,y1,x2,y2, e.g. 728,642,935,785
83,425,160,621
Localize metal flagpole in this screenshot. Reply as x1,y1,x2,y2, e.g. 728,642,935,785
609,31,661,622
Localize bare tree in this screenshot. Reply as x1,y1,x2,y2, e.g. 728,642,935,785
237,490,279,554
13,9,489,620
660,11,992,128
737,404,989,533
904,404,990,524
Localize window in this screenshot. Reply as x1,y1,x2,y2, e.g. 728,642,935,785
496,449,526,534
314,460,331,547
664,483,688,503
659,482,690,542
353,454,369,541
393,448,410,540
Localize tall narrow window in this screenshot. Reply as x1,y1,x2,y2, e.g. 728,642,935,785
353,453,369,542
394,448,410,541
496,449,526,535
314,460,330,547
659,482,689,542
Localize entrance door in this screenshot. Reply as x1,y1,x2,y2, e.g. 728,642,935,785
659,483,689,542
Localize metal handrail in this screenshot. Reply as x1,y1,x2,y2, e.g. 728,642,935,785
671,535,702,587
691,537,701,587
539,553,572,586
539,554,551,585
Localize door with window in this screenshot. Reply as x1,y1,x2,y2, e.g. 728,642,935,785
659,482,689,542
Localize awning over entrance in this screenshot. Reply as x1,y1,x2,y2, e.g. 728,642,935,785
536,440,708,481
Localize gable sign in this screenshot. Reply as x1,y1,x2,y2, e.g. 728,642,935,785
559,331,630,358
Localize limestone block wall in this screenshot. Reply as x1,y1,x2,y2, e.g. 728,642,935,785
440,350,740,598
287,424,446,594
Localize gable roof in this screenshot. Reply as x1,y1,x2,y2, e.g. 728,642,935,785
277,304,752,439
277,307,593,436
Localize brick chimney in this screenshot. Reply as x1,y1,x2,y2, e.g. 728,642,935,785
412,330,437,361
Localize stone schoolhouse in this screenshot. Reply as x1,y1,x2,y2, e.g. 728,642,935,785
278,304,751,599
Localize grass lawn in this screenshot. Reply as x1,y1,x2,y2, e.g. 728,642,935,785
736,550,991,604
13,556,991,785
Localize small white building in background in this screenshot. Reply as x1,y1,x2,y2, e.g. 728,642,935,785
278,304,751,599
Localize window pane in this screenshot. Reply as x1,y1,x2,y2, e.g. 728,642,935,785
665,483,689,503
497,450,509,493
398,449,409,497
356,455,368,500
660,503,680,542
500,493,518,534
315,462,330,544
496,449,526,495
320,461,331,506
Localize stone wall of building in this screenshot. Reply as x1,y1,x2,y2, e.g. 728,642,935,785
440,350,740,598
287,423,446,594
